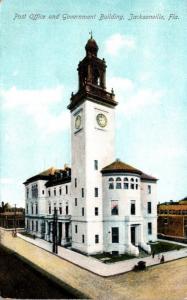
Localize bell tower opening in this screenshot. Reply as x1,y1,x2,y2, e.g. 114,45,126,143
68,34,117,111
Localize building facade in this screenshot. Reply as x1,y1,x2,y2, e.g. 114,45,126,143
0,203,25,229
24,36,158,256
158,199,187,241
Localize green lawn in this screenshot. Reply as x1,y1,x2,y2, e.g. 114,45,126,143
150,241,185,254
20,232,36,239
91,241,185,263
91,252,135,263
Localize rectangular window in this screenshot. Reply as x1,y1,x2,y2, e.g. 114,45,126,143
164,218,168,224
131,200,136,215
36,221,38,232
82,207,84,216
59,207,62,214
94,160,98,170
35,204,38,214
75,178,77,188
95,207,98,216
66,206,68,215
148,185,151,194
147,202,152,214
136,184,138,190
26,204,28,214
75,225,78,233
131,184,134,189
48,190,51,197
111,200,118,215
148,222,152,235
95,187,98,197
82,188,84,198
95,234,99,244
42,190,45,195
49,205,51,214
66,185,68,194
75,198,77,206
112,227,119,243
31,184,38,198
26,188,29,199
31,205,33,214
82,234,85,243
54,189,56,196
32,221,34,231
59,188,62,195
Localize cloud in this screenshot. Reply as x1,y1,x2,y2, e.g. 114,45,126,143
108,77,134,93
107,76,164,117
121,88,164,116
1,85,63,108
155,145,186,159
0,178,17,185
105,34,135,56
1,85,70,134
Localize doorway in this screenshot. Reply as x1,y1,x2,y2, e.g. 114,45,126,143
58,222,62,245
131,226,136,245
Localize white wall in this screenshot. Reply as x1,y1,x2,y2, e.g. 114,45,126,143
71,100,116,253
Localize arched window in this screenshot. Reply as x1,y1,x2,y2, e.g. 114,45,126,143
135,178,138,182
131,178,134,182
124,177,129,189
108,177,114,189
116,177,122,189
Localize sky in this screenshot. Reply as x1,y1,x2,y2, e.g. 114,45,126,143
0,0,187,207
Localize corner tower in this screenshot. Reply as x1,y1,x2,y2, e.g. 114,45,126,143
68,35,118,254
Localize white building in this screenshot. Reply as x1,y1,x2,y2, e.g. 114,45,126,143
24,36,158,256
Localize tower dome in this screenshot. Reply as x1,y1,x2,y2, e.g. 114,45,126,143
85,36,99,57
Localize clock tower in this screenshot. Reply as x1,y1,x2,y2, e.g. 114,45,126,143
68,35,118,254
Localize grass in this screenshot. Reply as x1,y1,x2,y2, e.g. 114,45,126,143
91,241,185,264
91,252,135,263
20,231,36,239
150,241,185,254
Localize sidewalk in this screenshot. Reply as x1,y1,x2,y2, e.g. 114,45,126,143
1,229,187,300
17,232,187,277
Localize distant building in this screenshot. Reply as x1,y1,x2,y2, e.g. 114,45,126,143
23,36,158,256
158,198,187,241
0,203,25,229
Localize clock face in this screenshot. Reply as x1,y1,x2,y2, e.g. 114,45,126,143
75,115,81,129
96,113,107,128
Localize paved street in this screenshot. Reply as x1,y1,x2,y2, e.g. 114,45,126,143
18,231,187,276
1,228,187,300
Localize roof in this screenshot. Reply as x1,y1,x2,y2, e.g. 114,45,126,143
158,204,187,211
101,159,158,181
38,167,58,176
85,37,99,56
23,166,70,185
101,160,142,175
141,172,158,181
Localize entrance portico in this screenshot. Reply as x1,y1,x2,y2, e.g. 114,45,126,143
44,219,71,246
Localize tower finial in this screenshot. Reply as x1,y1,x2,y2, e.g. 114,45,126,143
89,31,93,39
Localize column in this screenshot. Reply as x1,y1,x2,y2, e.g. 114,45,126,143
61,223,66,245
